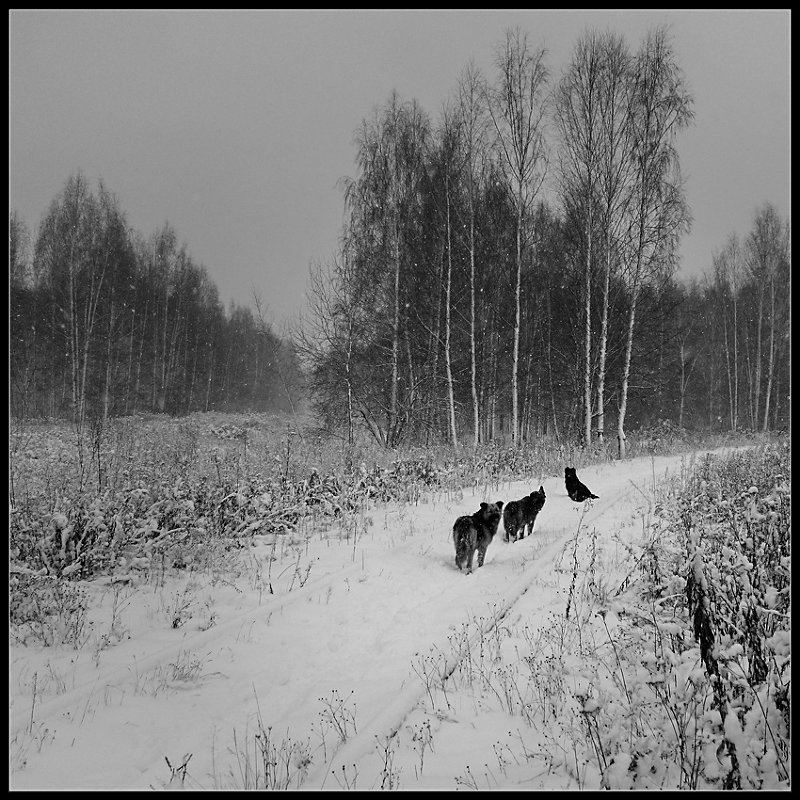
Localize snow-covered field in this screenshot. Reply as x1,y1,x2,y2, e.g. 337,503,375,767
8,448,751,790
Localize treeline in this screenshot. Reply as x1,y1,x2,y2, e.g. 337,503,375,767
300,26,790,452
10,173,303,424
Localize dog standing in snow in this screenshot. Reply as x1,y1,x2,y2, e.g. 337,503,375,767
564,467,599,501
452,501,504,574
503,486,546,542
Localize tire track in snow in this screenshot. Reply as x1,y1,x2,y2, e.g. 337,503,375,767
308,559,540,790
306,472,647,789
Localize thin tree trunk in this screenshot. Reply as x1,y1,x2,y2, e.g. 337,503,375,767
617,287,638,459
678,339,697,429
762,276,776,431
205,343,214,412
679,343,686,429
657,313,664,418
79,268,104,428
721,297,734,430
133,295,148,415
103,292,115,421
125,307,135,415
522,349,533,441
389,224,400,446
511,202,522,444
187,331,199,414
151,288,159,411
743,323,754,430
584,218,593,446
772,369,780,430
754,285,764,430
165,311,183,414
404,326,415,439
444,182,458,447
596,238,611,441
732,279,739,429
469,209,479,449
159,273,169,413
428,243,444,441
68,230,80,428
546,288,560,440
345,318,355,446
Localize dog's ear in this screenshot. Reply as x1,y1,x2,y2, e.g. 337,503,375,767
480,502,488,511
539,485,545,493
496,500,504,510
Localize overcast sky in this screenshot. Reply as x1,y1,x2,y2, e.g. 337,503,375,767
9,9,791,327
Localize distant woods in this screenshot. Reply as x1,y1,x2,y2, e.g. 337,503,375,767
10,174,303,424
299,25,790,451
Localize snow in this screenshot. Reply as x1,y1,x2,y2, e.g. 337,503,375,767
9,448,739,790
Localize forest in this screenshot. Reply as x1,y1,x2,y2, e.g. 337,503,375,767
9,27,790,455
299,27,791,455
9,178,303,425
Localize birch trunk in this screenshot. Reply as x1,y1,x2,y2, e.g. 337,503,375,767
584,218,593,446
444,183,458,447
389,224,400,446
596,240,611,441
753,285,764,429
469,211,479,449
762,276,776,431
617,287,638,459
511,201,523,445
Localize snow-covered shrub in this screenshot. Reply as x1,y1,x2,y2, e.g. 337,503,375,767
9,572,90,648
510,441,791,791
591,441,792,790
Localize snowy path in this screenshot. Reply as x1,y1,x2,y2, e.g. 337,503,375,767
9,449,718,790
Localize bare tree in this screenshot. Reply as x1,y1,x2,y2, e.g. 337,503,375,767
457,60,490,448
553,30,604,447
487,27,549,444
9,210,35,416
595,31,636,442
341,92,430,447
745,203,789,431
35,173,117,432
712,234,743,430
438,104,461,447
616,27,693,459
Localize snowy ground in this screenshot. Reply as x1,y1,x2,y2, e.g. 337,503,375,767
9,448,736,790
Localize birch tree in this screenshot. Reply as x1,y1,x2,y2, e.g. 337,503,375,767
457,61,490,448
553,30,607,446
433,104,462,447
745,202,789,430
487,27,549,444
342,92,430,446
595,31,636,442
712,234,743,430
617,27,693,459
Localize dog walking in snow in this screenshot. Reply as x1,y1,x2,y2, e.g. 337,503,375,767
452,501,504,574
503,486,546,542
564,467,599,502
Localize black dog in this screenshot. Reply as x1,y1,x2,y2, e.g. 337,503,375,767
564,467,599,501
453,501,504,574
503,486,546,542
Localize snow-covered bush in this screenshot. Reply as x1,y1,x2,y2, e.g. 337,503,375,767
581,442,791,789
9,572,90,648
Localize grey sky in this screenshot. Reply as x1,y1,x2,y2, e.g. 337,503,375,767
9,9,791,327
